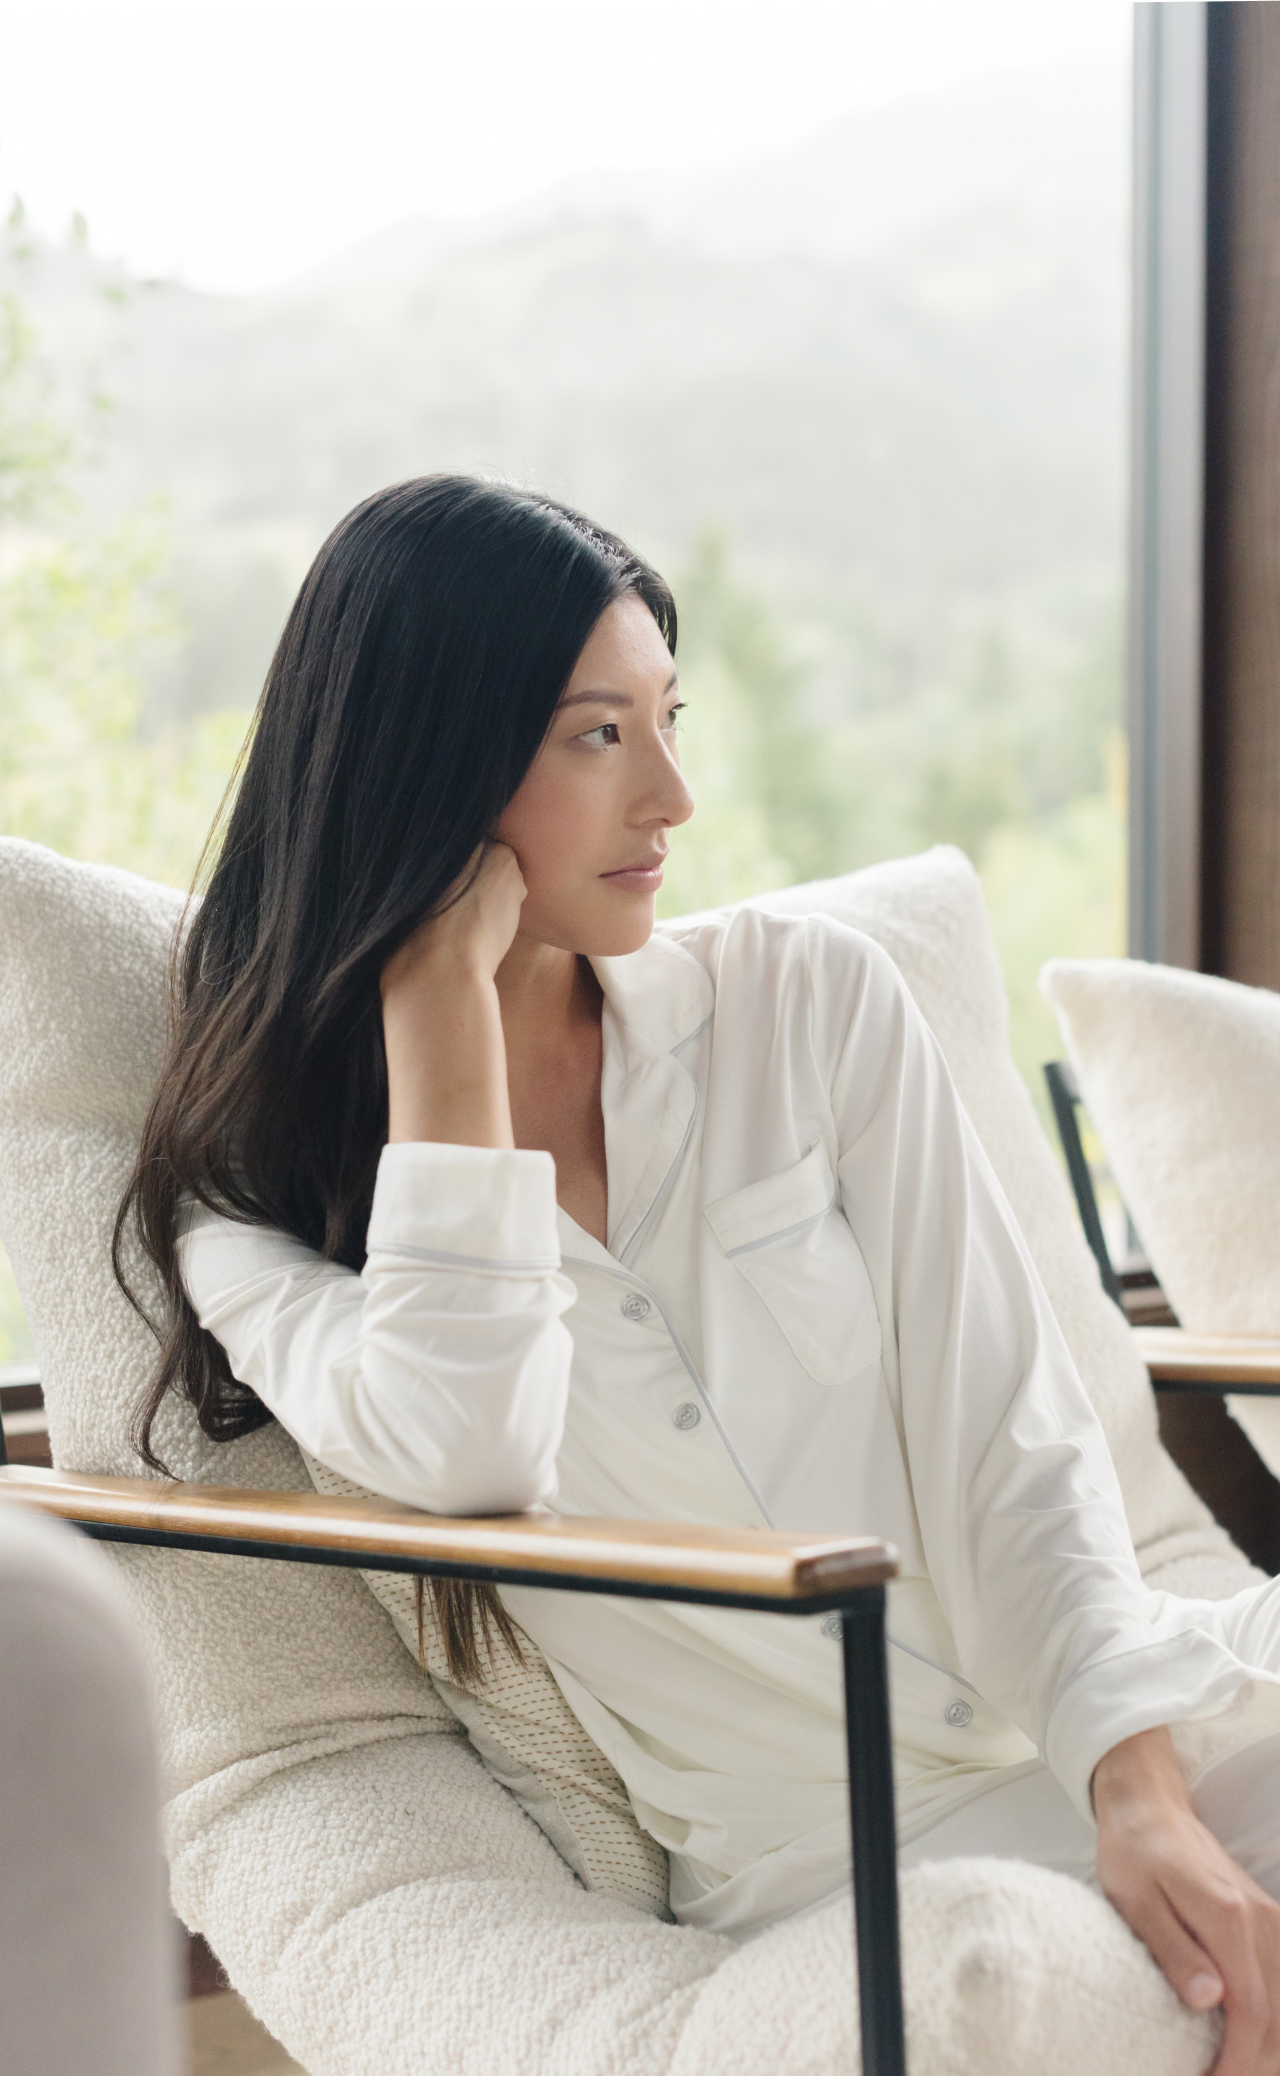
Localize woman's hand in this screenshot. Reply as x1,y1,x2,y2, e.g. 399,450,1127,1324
1094,1727,1280,2074
382,841,527,997
380,842,527,1147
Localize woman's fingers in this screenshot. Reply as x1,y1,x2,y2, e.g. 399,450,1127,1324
1154,1866,1280,2076
1196,1899,1280,2076
1094,1731,1280,2074
382,840,528,999
1117,1883,1224,2012
379,841,529,1147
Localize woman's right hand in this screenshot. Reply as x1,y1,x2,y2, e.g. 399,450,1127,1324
380,842,526,1147
381,841,527,1001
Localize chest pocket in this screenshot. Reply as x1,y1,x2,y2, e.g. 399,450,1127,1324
704,1141,882,1389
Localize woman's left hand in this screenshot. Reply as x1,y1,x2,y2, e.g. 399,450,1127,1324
1094,1726,1280,2075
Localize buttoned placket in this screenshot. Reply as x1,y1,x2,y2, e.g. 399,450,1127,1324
558,1242,772,1523
556,941,774,1529
565,934,994,1755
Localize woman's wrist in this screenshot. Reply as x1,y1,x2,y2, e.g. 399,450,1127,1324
384,964,514,1149
381,939,499,1011
1091,1725,1192,1822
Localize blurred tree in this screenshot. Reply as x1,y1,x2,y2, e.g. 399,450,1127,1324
658,531,855,915
911,628,1021,856
657,528,1126,1146
0,258,252,892
0,252,253,1360
983,730,1127,1125
0,289,70,522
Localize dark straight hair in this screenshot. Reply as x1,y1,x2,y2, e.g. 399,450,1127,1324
115,475,676,1683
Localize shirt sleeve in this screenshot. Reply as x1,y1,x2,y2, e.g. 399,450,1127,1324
177,1141,577,1515
813,916,1258,1819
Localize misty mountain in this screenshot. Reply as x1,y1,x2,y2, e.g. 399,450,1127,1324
302,61,1126,284
3,60,1127,721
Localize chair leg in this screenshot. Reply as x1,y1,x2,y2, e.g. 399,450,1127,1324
842,1590,906,2076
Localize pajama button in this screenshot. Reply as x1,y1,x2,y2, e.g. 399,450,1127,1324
945,1700,973,1728
621,1294,650,1321
673,1402,701,1430
821,1615,843,1641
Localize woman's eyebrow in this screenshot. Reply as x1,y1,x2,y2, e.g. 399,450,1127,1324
558,672,679,712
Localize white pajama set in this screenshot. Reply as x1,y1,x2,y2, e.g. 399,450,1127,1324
180,909,1280,1940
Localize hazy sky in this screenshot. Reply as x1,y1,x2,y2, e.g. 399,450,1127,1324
2,0,1133,295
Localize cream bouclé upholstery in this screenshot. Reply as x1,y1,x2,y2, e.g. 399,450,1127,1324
1041,956,1280,1480
0,834,1238,2076
300,1448,670,1915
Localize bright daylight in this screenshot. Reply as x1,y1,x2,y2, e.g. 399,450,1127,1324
4,6,1280,2076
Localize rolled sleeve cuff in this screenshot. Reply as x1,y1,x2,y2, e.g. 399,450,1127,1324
1044,1627,1266,1820
368,1141,561,1271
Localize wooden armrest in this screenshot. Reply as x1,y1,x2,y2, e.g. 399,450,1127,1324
1133,1326,1280,1392
0,1466,897,1612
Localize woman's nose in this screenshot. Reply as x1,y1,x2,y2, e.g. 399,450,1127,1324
638,735,694,827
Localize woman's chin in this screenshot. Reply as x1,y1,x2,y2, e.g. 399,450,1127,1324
590,886,661,956
598,920,657,957
536,898,658,959
517,879,663,958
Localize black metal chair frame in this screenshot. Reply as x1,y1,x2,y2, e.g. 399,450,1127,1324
0,1458,905,2076
1045,1058,1280,1403
1043,1061,1125,1307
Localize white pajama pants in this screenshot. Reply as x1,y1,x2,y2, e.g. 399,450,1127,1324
899,1733,1280,1899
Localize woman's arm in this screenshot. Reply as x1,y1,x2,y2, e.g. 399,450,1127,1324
816,917,1244,1805
812,917,1280,2059
179,1143,576,1515
178,842,577,1516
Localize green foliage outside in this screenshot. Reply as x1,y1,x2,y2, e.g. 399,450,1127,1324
0,280,1125,1367
0,280,254,1360
662,536,1126,1110
0,285,253,893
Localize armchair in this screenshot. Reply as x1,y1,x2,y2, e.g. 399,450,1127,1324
1044,1049,1280,1570
0,1465,903,2076
0,835,1239,2076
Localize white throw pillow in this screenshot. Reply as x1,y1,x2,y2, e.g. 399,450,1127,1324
1040,956,1280,1480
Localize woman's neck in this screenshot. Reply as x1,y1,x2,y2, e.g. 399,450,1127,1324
496,937,608,1244
494,935,593,1035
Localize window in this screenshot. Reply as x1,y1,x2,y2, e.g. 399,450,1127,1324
0,3,1134,1365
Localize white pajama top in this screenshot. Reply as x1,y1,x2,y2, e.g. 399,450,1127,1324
179,909,1279,1939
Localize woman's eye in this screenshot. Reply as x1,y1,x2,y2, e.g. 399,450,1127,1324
578,722,621,747
661,701,687,732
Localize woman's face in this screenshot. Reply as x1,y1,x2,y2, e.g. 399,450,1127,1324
495,594,694,956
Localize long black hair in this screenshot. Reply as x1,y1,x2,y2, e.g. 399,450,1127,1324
115,475,676,1680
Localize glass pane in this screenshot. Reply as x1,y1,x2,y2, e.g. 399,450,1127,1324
1,6,1133,1359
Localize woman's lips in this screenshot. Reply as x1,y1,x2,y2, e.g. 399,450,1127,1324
600,859,665,889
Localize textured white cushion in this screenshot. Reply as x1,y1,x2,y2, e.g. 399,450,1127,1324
302,1450,670,1915
1041,955,1280,1478
0,834,1234,2075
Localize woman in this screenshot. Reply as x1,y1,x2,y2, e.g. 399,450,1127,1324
122,477,1280,2072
